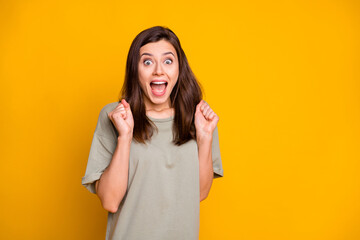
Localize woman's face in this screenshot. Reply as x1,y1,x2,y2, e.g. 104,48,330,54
138,39,179,111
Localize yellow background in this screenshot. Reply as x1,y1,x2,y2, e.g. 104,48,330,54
1,0,359,239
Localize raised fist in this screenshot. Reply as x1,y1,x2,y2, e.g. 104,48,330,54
108,99,134,139
194,100,219,140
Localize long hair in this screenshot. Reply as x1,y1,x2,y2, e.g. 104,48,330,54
119,26,203,145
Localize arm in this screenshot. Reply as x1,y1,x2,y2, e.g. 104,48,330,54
194,100,220,202
95,99,134,213
95,135,132,213
198,134,214,202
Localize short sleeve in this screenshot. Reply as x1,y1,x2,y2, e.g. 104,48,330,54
81,103,119,194
212,126,224,179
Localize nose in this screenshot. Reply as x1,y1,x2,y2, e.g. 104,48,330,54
153,62,164,76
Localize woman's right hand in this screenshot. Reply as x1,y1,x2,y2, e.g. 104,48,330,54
108,99,134,139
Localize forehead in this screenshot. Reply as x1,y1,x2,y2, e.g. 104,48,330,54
139,40,177,57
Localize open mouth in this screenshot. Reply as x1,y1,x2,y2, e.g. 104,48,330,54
150,81,168,96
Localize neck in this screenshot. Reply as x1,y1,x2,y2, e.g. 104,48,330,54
144,98,172,112
144,99,174,119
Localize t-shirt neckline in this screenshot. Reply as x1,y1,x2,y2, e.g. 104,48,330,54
148,115,174,123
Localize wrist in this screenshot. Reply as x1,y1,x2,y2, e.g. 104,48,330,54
118,133,133,142
196,133,213,144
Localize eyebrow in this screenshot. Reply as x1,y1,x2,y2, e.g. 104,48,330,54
140,52,175,57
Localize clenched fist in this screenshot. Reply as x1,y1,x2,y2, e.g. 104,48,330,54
108,99,134,139
194,100,219,141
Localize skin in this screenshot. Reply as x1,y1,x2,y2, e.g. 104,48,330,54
95,40,219,213
195,99,219,201
138,39,179,118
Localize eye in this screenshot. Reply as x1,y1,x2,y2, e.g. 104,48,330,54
143,59,152,65
164,59,172,64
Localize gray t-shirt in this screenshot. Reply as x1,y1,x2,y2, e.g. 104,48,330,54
81,102,224,240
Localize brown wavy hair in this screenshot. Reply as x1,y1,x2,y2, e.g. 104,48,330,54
118,26,203,146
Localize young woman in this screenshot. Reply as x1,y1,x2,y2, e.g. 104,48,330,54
82,26,224,240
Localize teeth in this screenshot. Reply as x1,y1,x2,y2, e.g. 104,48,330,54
152,82,166,84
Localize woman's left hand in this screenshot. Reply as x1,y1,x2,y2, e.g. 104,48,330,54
194,100,219,140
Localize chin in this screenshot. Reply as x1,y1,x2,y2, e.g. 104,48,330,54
143,86,174,107
149,97,168,105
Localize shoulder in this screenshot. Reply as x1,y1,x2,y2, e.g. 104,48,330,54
95,101,119,137
99,101,120,116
